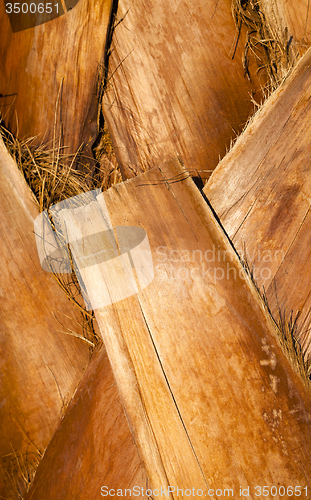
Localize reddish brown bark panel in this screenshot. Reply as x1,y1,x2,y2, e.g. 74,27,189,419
0,0,112,154
24,347,147,500
0,137,89,499
204,47,311,358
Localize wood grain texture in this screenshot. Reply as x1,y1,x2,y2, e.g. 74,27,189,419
0,0,112,155
103,0,264,180
261,0,311,46
204,47,311,358
46,160,311,495
24,347,147,500
0,136,90,499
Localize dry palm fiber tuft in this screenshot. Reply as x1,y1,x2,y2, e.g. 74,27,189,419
2,447,42,500
0,121,121,351
241,257,311,388
0,122,121,211
232,0,300,92
92,122,122,191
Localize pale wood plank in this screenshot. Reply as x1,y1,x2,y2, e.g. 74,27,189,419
47,159,311,495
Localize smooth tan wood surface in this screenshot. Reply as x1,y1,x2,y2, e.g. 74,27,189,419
42,160,311,496
24,347,147,500
204,47,311,359
103,0,264,180
0,0,112,154
0,136,90,499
